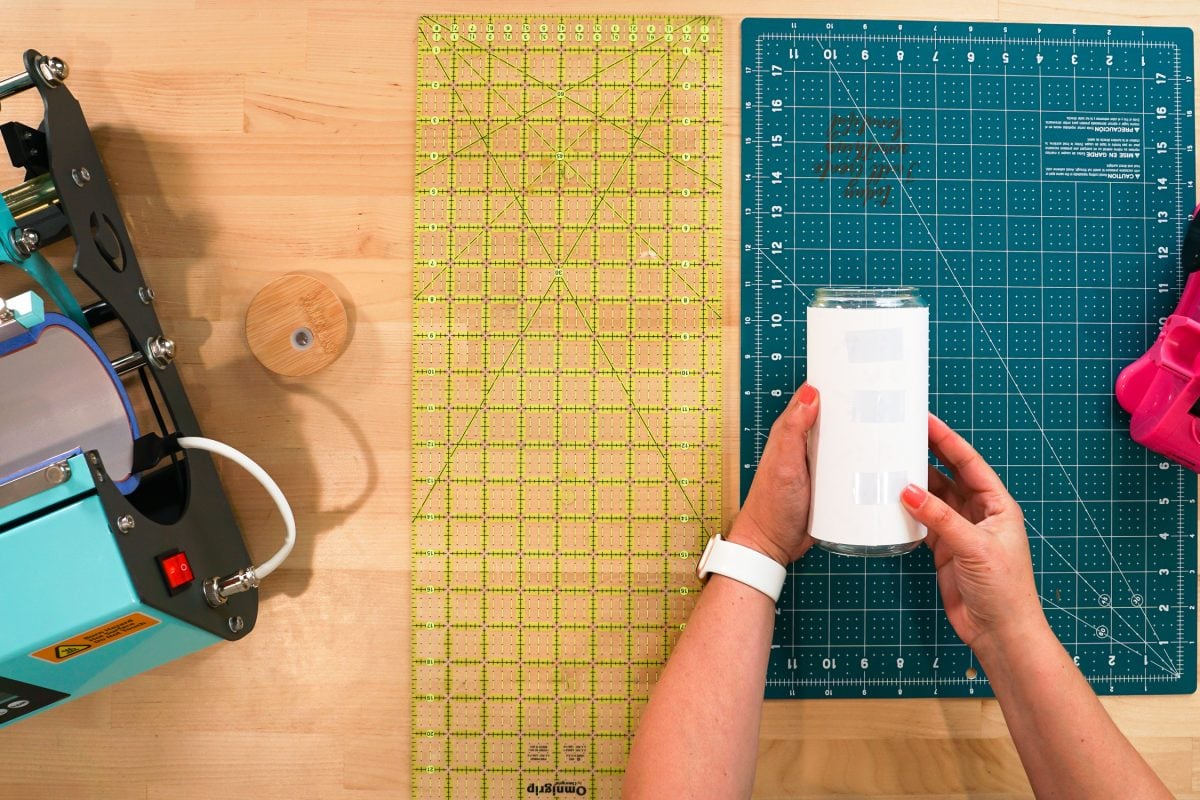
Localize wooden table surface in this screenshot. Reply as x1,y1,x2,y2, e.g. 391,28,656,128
0,1,1194,798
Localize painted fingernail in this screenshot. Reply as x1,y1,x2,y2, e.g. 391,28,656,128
900,484,926,508
798,383,817,406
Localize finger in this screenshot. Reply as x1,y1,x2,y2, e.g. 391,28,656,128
928,414,1005,495
926,465,954,496
900,484,982,560
926,466,964,514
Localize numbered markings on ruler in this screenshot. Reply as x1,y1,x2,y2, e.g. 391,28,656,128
414,14,724,793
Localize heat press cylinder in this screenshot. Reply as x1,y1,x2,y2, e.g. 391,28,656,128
805,287,928,556
0,314,138,490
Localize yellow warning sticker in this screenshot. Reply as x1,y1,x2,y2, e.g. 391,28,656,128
32,612,159,664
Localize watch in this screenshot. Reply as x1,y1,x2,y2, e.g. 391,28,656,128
696,534,788,602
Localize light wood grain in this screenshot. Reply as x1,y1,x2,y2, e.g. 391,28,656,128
0,2,1193,798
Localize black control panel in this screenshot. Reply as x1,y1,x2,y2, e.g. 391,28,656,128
0,676,67,726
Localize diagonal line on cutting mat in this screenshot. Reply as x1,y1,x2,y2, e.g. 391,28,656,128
1026,519,1178,673
416,15,704,176
814,34,1174,667
415,26,707,521
754,247,812,302
1044,598,1180,676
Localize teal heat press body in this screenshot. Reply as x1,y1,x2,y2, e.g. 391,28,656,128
0,50,294,728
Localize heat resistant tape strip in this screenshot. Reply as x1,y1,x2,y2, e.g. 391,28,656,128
844,327,903,363
850,389,906,423
852,471,908,505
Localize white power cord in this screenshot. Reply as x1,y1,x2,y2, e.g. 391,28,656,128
177,436,295,580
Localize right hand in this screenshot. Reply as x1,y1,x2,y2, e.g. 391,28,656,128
728,382,821,566
900,414,1047,655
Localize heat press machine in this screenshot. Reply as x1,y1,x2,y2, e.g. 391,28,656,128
1117,206,1200,470
0,50,294,728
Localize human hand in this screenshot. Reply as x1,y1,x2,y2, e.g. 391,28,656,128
728,383,820,566
900,414,1047,656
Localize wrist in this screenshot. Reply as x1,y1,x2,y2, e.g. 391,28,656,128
971,614,1057,671
725,521,790,567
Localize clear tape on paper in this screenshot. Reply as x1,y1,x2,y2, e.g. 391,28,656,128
850,390,906,423
852,471,909,505
844,328,903,362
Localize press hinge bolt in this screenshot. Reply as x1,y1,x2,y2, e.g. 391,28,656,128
36,56,67,86
116,514,135,534
0,55,68,102
10,227,37,257
146,335,176,369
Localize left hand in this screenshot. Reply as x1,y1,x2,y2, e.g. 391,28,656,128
728,383,820,565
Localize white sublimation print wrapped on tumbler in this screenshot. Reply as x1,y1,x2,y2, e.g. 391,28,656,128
805,287,929,556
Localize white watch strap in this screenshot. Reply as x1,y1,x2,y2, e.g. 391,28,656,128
696,534,788,602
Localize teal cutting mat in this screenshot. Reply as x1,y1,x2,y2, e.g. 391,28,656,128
741,19,1197,698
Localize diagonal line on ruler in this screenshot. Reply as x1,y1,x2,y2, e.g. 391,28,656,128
416,15,706,176
423,14,706,91
415,28,559,177
416,25,701,515
558,89,721,192
414,94,557,177
559,155,723,320
560,93,721,190
445,40,561,155
557,277,711,535
426,52,559,267
414,155,564,301
1043,598,1179,677
419,17,552,89
1026,518,1177,670
411,281,557,522
814,35,1174,664
552,36,698,272
412,45,568,519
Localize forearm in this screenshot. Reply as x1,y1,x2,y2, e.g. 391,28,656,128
977,623,1171,800
623,574,776,799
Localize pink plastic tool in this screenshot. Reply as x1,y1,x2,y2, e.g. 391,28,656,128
1116,205,1200,471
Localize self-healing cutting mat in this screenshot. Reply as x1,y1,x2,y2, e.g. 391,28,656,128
741,19,1197,698
413,16,722,797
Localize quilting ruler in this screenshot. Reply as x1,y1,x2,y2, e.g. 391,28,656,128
413,15,722,797
741,19,1197,698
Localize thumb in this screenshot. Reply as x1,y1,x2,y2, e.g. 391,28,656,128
785,382,820,434
900,484,979,558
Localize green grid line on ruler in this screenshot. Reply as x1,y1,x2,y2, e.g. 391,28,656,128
413,16,722,797
741,18,1197,698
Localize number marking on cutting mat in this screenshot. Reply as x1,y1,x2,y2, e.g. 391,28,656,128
413,16,722,797
741,19,1196,698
